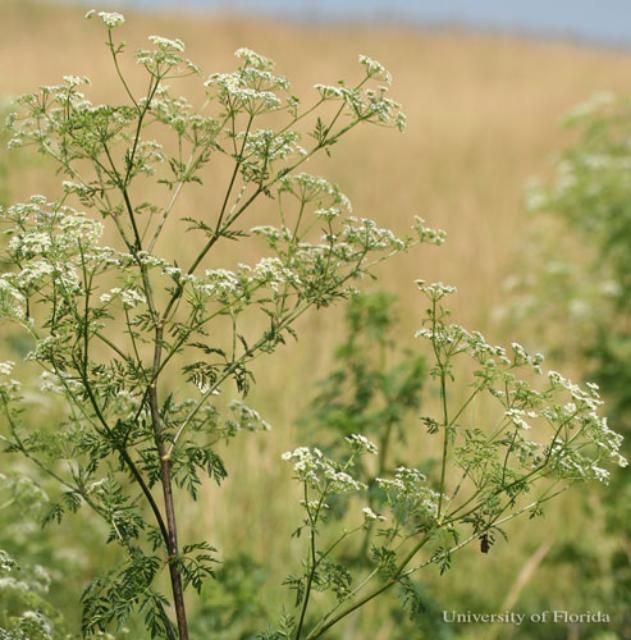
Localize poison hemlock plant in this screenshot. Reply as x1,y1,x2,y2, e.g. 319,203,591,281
0,9,431,640
266,281,627,639
0,9,626,640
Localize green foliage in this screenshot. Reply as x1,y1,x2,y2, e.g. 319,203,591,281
518,91,631,639
189,554,269,639
303,291,426,451
524,92,631,425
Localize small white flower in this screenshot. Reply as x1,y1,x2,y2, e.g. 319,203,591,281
148,35,185,52
415,280,457,300
235,48,273,70
0,361,15,376
358,54,392,84
591,465,610,484
362,506,386,522
345,433,378,455
96,11,125,28
505,408,531,430
314,84,344,100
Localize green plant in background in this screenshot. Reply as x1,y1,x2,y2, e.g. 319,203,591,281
187,553,269,640
515,92,631,639
0,475,72,640
0,9,626,640
300,291,427,516
526,92,631,426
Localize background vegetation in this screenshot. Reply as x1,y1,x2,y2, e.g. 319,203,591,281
0,1,629,638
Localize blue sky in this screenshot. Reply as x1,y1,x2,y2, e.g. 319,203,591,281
90,0,631,46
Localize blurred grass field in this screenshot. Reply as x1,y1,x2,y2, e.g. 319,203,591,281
1,1,630,637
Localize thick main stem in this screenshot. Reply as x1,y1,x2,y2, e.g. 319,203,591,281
149,325,189,640
159,455,189,640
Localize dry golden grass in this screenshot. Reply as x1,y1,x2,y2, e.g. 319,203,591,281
1,1,629,636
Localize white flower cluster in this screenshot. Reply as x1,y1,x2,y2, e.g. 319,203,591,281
280,173,353,215
26,335,63,367
196,268,243,303
12,610,54,638
240,67,290,91
0,277,26,320
362,506,386,522
252,257,301,291
314,84,345,100
62,180,97,202
131,139,166,176
62,75,90,88
205,54,289,115
505,408,535,430
364,87,406,130
5,260,79,297
358,54,392,84
99,287,147,309
413,216,447,246
0,361,15,376
281,446,366,494
339,217,406,252
281,446,323,482
545,442,613,484
148,35,185,53
250,225,292,248
0,549,16,572
0,361,21,399
415,280,457,301
324,468,366,494
313,80,405,131
241,129,305,164
225,401,271,435
235,48,275,70
192,258,303,308
416,313,544,382
511,342,544,371
238,129,306,181
314,207,342,221
2,200,104,300
38,371,63,395
544,372,626,472
345,433,378,455
9,231,52,260
415,287,626,486
377,466,441,527
136,34,198,75
85,10,126,29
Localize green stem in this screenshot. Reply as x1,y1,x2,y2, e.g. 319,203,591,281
295,483,319,640
306,536,431,640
